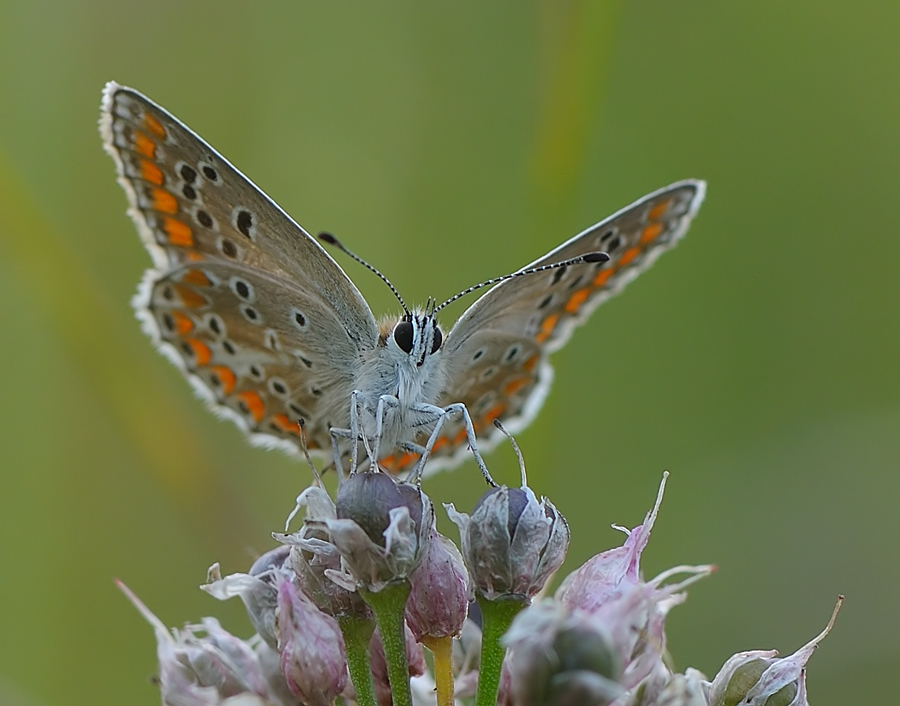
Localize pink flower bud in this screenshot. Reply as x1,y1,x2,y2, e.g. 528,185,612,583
406,529,469,640
552,474,714,691
275,578,348,706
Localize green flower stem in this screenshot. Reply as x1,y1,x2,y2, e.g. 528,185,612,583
338,615,377,706
475,594,527,706
360,581,413,706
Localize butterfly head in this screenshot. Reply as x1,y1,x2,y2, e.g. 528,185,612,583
389,303,443,368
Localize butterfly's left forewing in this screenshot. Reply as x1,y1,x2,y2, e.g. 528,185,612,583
417,181,706,469
101,82,379,456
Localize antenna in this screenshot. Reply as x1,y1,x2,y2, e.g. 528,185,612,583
318,232,410,315
434,251,608,312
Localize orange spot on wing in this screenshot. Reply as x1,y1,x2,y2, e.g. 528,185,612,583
186,251,205,262
271,413,300,436
452,428,468,446
140,160,164,185
133,130,155,158
431,436,449,453
181,269,211,286
503,376,531,397
395,452,417,471
380,455,398,471
152,188,178,214
640,222,664,244
619,247,641,267
564,287,590,314
172,284,207,308
647,199,671,221
143,112,166,139
522,352,539,372
210,365,236,394
170,310,193,335
483,402,506,426
164,218,193,247
593,268,614,287
236,391,265,424
185,338,212,366
535,313,559,343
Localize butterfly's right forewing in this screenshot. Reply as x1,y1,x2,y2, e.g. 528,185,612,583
425,181,706,466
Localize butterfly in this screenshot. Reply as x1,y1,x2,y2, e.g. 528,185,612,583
100,81,705,476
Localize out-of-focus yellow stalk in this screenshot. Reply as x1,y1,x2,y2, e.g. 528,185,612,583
422,635,454,706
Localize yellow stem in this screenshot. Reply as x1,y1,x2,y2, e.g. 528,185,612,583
422,635,454,706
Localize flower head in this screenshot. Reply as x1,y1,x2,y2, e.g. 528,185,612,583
311,471,433,593
447,485,569,601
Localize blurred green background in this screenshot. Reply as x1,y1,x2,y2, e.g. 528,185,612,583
1,2,898,705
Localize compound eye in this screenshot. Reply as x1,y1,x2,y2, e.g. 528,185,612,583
393,320,414,353
430,326,443,354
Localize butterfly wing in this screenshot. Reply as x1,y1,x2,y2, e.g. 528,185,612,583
100,82,379,454
418,181,705,472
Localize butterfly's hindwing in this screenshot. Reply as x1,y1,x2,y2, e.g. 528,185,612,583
140,262,362,451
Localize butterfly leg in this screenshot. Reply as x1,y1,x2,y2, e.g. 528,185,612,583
371,394,401,464
410,402,497,486
329,390,375,476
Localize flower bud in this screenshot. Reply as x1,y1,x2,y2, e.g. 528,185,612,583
552,474,713,690
447,485,569,600
186,618,272,698
405,529,469,641
314,471,433,592
707,597,841,706
275,577,348,706
336,472,424,544
503,600,624,706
